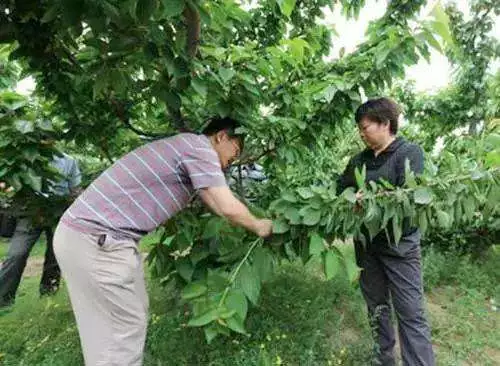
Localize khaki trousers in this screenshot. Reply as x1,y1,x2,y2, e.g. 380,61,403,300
53,222,148,366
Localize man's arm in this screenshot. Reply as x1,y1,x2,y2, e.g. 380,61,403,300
199,186,272,238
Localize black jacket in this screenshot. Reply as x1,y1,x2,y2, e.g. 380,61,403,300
338,137,424,248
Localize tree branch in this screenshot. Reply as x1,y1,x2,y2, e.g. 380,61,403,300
184,3,201,58
110,99,170,139
236,134,302,165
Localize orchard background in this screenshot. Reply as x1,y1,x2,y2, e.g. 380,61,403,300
0,0,499,364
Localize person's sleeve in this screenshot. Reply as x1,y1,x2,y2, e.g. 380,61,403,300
336,157,355,195
396,144,424,186
181,147,227,189
68,158,82,189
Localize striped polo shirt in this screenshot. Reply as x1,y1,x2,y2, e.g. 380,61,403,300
61,133,226,240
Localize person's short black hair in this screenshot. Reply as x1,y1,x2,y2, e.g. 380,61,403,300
202,117,244,139
355,97,401,135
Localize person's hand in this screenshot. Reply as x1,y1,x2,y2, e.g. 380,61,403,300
254,219,273,238
0,182,14,193
354,190,363,213
355,191,363,201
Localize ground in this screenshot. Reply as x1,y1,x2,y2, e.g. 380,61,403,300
0,236,499,365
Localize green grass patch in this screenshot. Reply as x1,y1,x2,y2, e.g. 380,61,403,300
0,245,499,365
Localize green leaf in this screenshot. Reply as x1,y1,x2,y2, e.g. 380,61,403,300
316,85,336,103
225,314,247,334
41,4,59,23
187,308,218,327
253,247,274,282
175,258,194,282
24,169,42,192
136,0,158,22
364,202,382,240
282,191,298,203
324,250,341,280
309,233,325,256
237,262,260,305
161,90,181,110
297,187,314,199
392,215,402,244
162,235,175,246
462,197,475,220
284,207,301,224
422,30,443,54
344,256,361,284
375,47,391,69
219,67,236,83
277,0,296,17
181,283,207,300
203,325,218,344
342,188,357,204
414,187,433,204
301,207,321,226
202,217,222,239
162,0,184,18
225,289,248,319
191,78,207,97
272,219,289,234
287,38,308,63
436,210,451,229
418,210,428,236
354,165,366,190
428,20,453,45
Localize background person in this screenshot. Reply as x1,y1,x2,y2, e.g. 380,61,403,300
0,152,81,308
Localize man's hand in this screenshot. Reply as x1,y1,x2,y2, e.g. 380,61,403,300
199,186,273,238
254,219,273,238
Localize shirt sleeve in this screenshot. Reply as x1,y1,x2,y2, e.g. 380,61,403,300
181,146,227,190
68,158,82,189
396,144,424,186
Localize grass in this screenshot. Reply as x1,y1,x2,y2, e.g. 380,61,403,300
0,242,499,365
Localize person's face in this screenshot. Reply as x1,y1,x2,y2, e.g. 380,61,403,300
212,130,242,169
357,117,391,149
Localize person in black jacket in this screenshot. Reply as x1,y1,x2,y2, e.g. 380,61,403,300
338,98,434,366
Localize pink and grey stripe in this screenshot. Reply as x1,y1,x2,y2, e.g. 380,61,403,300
61,133,227,240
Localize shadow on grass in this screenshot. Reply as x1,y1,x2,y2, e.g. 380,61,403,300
145,263,372,366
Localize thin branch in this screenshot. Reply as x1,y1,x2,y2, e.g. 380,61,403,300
218,238,262,308
110,99,170,139
236,134,302,166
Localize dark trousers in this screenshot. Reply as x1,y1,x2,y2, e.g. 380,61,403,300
0,218,60,306
355,231,435,366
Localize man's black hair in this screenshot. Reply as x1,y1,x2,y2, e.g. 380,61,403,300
202,117,243,138
355,97,401,135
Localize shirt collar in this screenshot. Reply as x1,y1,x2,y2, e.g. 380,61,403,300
365,136,405,157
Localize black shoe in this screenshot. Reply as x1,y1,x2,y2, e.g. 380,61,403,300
40,278,60,297
0,298,14,313
40,285,59,297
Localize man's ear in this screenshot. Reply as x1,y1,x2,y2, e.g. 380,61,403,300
215,130,224,143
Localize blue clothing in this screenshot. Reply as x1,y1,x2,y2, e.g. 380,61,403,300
48,154,81,196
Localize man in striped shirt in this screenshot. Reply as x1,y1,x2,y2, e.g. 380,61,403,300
53,117,272,366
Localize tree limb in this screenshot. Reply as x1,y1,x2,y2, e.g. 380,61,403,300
184,3,201,58
110,99,170,139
